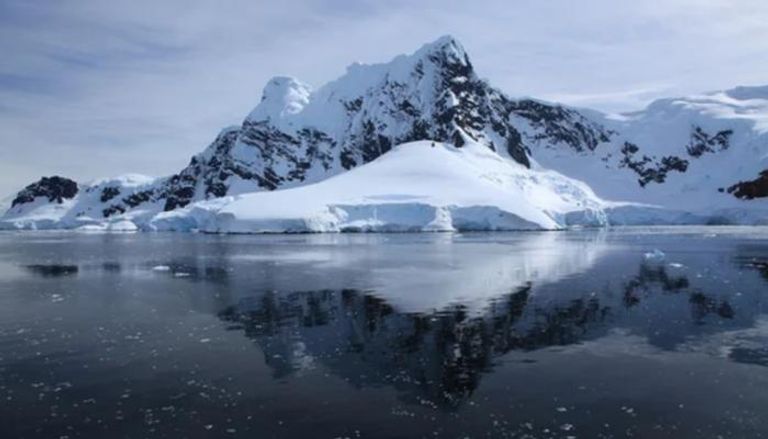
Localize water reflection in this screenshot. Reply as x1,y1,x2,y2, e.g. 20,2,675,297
729,346,768,367
623,262,689,308
736,255,768,281
100,262,121,272
1,231,768,438
23,264,79,277
216,254,757,409
622,262,736,322
220,286,572,408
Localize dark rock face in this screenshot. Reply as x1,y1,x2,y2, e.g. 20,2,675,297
687,126,733,158
155,124,338,211
619,142,689,187
507,99,612,153
727,170,768,199
102,189,154,217
607,125,736,188
11,176,78,207
100,186,120,203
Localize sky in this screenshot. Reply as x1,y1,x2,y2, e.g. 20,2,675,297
1,0,767,197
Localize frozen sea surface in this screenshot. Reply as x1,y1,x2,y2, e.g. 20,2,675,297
0,227,767,438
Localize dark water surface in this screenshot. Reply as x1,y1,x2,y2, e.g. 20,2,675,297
1,228,767,438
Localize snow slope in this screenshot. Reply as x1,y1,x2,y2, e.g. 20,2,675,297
529,85,768,219
149,141,608,233
0,174,162,231
0,194,13,217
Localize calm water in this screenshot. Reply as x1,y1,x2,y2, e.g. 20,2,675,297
0,228,767,438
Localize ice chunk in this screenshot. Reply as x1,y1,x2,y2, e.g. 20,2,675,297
106,220,138,232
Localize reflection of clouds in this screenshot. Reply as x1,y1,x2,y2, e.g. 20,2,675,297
0,261,23,279
677,318,768,367
553,319,768,369
228,251,334,264
553,328,663,358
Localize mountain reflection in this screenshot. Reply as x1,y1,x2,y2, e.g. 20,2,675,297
623,263,689,307
729,347,768,367
622,262,735,322
214,251,768,409
13,233,765,409
735,255,768,281
23,264,79,277
219,284,613,408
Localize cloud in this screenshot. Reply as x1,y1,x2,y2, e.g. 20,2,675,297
0,0,767,195
540,84,678,114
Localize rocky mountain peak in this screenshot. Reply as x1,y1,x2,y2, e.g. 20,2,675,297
413,34,469,66
246,76,312,123
10,176,78,208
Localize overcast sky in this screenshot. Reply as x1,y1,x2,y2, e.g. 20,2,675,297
1,0,767,197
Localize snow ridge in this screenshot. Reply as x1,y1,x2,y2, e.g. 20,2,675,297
530,84,768,213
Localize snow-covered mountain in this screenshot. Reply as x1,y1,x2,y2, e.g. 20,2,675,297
144,35,611,212
532,85,768,218
2,35,768,231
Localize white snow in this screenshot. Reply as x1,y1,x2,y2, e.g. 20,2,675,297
88,173,156,188
246,76,312,126
106,220,139,232
0,193,13,214
148,141,609,233
0,173,164,231
529,85,768,218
